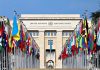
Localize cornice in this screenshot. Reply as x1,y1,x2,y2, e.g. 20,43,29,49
19,17,82,20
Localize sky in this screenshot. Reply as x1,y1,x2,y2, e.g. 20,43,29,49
0,0,100,19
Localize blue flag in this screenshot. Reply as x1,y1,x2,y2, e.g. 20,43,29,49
12,15,18,36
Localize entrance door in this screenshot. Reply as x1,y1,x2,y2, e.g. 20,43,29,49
46,49,55,68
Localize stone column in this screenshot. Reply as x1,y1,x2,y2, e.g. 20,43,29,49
56,30,62,68
39,30,45,68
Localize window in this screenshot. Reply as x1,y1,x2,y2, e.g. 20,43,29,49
48,32,50,36
54,32,56,36
66,32,69,36
51,32,53,36
33,32,35,36
51,32,56,36
45,31,56,36
48,40,53,45
44,32,47,36
29,31,39,36
62,31,73,36
62,32,66,36
36,32,39,36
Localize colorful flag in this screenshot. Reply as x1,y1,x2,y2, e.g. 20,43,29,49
97,30,100,46
0,36,3,52
5,18,10,25
12,15,18,36
19,24,25,52
9,34,13,48
97,18,100,46
79,20,83,34
97,18,100,31
13,20,20,41
84,16,89,42
0,21,3,36
61,47,69,60
79,36,82,48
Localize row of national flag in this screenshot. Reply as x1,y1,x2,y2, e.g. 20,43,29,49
0,15,39,57
59,17,100,60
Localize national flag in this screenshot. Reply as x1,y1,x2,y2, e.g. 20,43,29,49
60,47,69,60
26,34,32,55
9,34,13,48
19,24,26,52
0,21,3,36
12,15,18,36
2,32,6,48
82,36,87,49
0,36,3,52
88,32,93,50
84,16,89,42
26,35,31,47
1,21,7,48
97,18,100,46
5,18,10,25
92,27,97,53
0,21,7,52
97,29,100,46
79,36,83,48
72,33,78,55
13,20,20,41
97,18,100,31
79,20,83,34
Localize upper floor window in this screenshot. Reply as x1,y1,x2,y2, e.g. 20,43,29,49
45,31,56,36
62,31,73,36
29,31,39,36
47,32,50,36
62,32,69,36
54,32,56,36
51,32,56,36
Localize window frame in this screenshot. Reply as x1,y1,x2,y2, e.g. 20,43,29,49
48,40,53,45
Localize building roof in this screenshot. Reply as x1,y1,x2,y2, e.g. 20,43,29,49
19,14,82,20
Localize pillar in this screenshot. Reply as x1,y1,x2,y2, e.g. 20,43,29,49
56,30,62,68
39,30,45,68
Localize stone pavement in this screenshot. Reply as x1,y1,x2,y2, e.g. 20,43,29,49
15,68,87,70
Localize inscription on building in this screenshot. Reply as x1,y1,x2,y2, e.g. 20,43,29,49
30,22,71,25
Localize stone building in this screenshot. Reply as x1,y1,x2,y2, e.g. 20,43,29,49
19,14,81,69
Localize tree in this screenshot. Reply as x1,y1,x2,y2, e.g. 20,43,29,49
91,10,100,24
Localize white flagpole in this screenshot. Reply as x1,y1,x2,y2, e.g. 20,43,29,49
6,48,8,70
25,54,26,68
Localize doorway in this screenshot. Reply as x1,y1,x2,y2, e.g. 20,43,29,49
45,49,55,68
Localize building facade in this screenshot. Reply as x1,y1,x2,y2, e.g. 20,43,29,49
19,14,81,69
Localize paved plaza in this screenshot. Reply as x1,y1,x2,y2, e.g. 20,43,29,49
15,68,87,70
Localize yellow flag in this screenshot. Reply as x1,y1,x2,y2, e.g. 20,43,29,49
9,33,13,48
13,20,20,41
76,38,78,48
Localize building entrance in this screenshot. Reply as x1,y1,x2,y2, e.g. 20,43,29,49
45,49,55,68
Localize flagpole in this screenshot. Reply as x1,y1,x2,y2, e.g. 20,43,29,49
13,10,17,70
